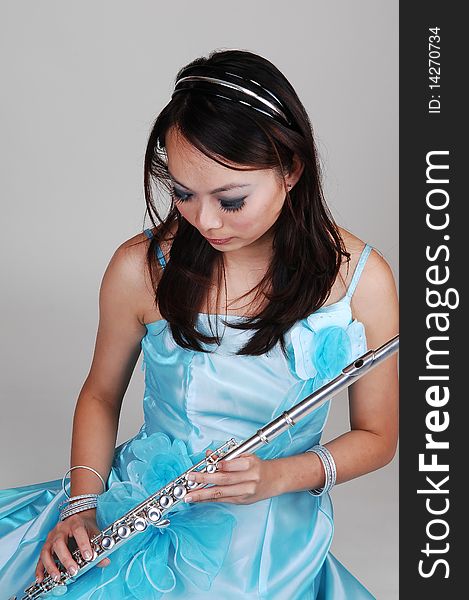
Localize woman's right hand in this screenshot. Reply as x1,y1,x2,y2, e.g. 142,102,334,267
35,508,110,583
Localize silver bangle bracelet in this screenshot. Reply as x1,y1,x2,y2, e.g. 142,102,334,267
60,501,98,517
61,496,99,508
305,444,337,496
60,509,96,522
58,493,99,509
61,465,106,499
317,445,337,488
60,500,98,521
314,445,337,494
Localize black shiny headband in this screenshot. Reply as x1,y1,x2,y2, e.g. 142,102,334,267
171,67,293,127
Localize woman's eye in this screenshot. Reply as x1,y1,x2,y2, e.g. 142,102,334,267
171,187,192,202
171,187,246,213
220,200,246,213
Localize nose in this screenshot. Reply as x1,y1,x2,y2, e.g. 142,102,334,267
194,199,223,233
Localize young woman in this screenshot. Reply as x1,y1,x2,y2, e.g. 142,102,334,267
0,49,398,599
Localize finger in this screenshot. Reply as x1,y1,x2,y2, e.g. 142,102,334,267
186,469,241,486
186,483,247,503
40,544,63,583
198,495,240,503
87,527,111,568
35,558,46,583
218,457,251,471
52,537,79,577
185,493,242,504
97,557,111,568
70,524,94,562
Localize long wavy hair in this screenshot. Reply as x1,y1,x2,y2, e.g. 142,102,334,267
141,49,350,357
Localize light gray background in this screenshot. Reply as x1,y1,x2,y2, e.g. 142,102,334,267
0,2,398,598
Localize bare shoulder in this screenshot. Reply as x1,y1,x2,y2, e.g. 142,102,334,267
338,226,371,267
108,222,178,324
115,221,177,271
103,228,162,326
338,227,399,346
338,227,396,292
108,231,153,288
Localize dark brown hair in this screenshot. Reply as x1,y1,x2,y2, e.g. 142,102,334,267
142,49,350,357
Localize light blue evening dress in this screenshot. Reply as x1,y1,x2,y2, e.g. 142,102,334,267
0,230,375,599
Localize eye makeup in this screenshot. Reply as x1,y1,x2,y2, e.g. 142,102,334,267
170,186,246,213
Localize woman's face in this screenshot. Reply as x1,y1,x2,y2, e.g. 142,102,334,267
165,126,291,252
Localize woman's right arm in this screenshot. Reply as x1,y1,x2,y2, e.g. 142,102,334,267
35,236,153,583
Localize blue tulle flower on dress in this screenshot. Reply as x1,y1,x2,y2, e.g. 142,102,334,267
287,315,353,383
77,432,237,599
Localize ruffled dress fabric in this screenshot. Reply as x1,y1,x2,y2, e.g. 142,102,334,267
0,242,376,600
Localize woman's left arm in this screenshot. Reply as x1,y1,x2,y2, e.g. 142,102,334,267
184,250,399,504
275,249,399,496
285,246,399,491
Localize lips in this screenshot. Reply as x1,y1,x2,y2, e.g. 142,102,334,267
204,237,233,244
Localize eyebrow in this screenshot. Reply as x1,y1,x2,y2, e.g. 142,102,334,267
167,169,252,194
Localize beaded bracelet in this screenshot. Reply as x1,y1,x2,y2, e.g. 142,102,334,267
58,493,99,509
60,500,98,521
305,444,337,496
59,496,99,521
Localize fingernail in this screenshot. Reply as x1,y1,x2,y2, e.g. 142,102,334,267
68,566,78,576
53,573,61,582
187,473,195,481
83,550,92,560
184,495,193,503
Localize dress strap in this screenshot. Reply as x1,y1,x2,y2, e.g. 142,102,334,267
345,243,373,299
143,228,167,270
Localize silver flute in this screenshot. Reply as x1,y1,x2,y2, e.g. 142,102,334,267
13,334,399,600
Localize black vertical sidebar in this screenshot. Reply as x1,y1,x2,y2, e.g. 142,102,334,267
400,3,465,597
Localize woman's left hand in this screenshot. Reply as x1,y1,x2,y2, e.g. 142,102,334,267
184,449,282,505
